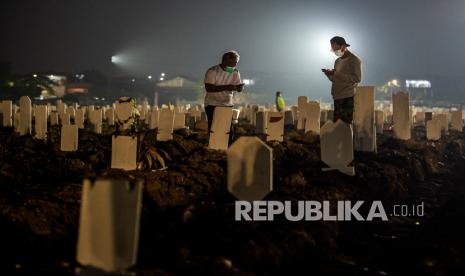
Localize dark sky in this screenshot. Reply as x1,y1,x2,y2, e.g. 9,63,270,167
1,0,464,100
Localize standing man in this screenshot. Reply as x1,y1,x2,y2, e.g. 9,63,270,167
204,50,244,132
322,36,362,124
276,91,286,112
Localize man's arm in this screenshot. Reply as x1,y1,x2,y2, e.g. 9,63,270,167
205,83,237,93
204,68,239,93
332,58,362,84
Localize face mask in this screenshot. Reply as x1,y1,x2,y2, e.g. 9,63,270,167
334,49,344,57
224,66,236,73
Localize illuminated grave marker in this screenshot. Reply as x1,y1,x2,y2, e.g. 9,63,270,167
75,108,85,129
228,137,273,201
320,110,328,124
375,110,385,134
34,105,47,139
62,112,71,126
111,136,137,170
149,107,159,129
115,97,134,130
320,120,355,176
19,96,32,135
255,111,266,134
392,92,411,140
434,113,448,134
297,96,308,130
89,109,103,134
266,112,284,142
50,111,59,126
61,124,78,151
291,106,298,125
426,119,441,141
66,106,76,119
76,178,142,273
157,109,175,141
304,101,321,134
354,86,376,152
415,111,426,125
105,108,115,126
451,111,463,131
208,106,233,150
284,110,294,126
173,108,186,130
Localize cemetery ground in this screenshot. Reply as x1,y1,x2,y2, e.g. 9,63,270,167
0,120,465,275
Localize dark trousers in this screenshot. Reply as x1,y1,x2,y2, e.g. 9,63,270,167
333,96,354,124
205,105,235,144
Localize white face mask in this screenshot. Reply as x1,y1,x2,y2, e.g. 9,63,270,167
334,49,344,57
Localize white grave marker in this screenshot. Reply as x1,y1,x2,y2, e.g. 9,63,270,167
209,107,233,150
426,119,441,141
111,136,137,170
157,109,175,141
19,96,32,135
61,125,78,151
320,120,355,176
392,92,411,140
304,101,321,134
354,86,376,152
227,137,273,201
76,178,142,273
34,105,47,139
266,112,284,142
451,111,463,131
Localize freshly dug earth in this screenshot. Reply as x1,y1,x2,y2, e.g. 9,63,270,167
0,121,464,275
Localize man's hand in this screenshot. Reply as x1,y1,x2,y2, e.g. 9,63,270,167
236,83,245,92
322,69,335,76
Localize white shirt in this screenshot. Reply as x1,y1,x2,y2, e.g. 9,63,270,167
204,65,242,106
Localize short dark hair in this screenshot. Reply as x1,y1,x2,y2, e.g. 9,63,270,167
330,36,350,47
222,50,240,62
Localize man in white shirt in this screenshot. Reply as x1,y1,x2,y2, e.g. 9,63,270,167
204,51,244,132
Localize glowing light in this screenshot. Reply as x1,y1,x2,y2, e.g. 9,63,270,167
243,79,254,85
33,74,37,78
148,75,152,79
159,77,164,81
406,80,431,88
161,73,166,77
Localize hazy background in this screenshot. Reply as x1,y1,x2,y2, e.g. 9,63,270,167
1,0,464,102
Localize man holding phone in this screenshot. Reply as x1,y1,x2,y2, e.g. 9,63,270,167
204,50,244,132
322,36,362,124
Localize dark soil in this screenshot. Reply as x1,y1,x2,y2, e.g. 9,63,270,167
0,121,465,275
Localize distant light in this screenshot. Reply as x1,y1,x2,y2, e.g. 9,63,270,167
161,73,166,77
148,75,152,79
387,79,400,87
406,80,431,89
131,78,136,82
243,79,254,85
159,77,164,81
111,56,118,63
50,74,54,78
33,74,37,78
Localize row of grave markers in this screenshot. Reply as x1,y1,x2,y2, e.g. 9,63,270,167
2,91,465,273
1,90,465,173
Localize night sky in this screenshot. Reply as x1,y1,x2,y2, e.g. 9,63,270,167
1,0,464,100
